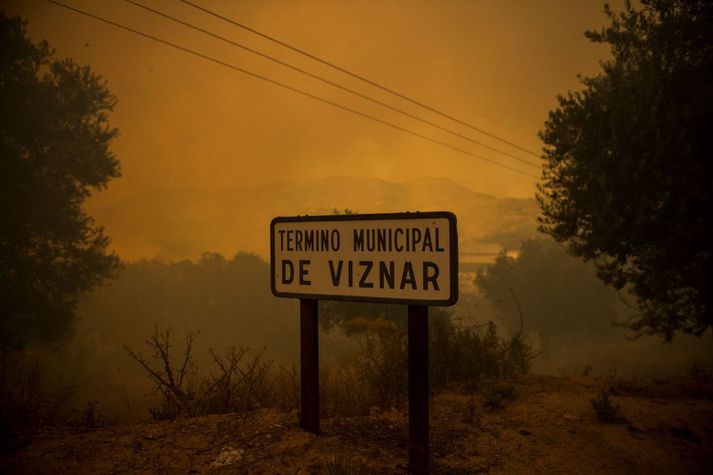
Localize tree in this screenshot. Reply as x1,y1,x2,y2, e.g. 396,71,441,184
476,239,619,349
537,0,712,340
0,15,121,349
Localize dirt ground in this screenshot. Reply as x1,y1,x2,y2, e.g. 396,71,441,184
2,375,712,474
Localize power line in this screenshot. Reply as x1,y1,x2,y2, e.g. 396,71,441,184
44,0,539,179
124,0,538,170
180,0,542,159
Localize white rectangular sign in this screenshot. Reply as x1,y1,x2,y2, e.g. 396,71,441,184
270,212,458,305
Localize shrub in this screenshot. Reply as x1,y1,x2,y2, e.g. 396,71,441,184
271,364,300,412
128,314,533,420
351,318,408,409
197,346,273,415
125,327,273,419
483,381,517,410
320,358,372,417
323,451,368,474
591,389,621,423
319,314,533,416
432,320,532,393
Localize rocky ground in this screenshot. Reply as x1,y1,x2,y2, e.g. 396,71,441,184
2,375,712,474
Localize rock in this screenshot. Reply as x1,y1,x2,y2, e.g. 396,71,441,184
210,445,245,467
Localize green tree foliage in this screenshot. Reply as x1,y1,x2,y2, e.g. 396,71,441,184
476,239,619,348
537,0,712,340
0,15,120,348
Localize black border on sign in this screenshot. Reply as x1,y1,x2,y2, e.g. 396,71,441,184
270,211,459,306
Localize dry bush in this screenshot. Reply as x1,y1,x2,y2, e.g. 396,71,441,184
482,381,517,410
125,327,273,419
323,450,369,474
270,364,300,412
319,298,534,416
127,314,533,420
432,320,532,392
197,347,273,414
319,315,533,417
317,318,407,417
320,357,373,417
125,327,198,419
591,389,622,423
431,319,530,416
352,318,408,409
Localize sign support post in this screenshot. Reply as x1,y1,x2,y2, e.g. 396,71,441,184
300,298,319,433
408,304,429,474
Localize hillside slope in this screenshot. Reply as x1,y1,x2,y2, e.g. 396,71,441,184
92,177,538,262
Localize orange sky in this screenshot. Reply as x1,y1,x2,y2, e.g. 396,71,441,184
2,0,616,205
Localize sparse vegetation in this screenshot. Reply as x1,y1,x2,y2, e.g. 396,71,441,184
0,352,74,451
321,315,533,416
591,388,621,423
125,327,274,419
323,451,369,475
124,311,533,421
483,381,517,410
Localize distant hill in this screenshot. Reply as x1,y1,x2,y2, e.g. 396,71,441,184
92,177,539,262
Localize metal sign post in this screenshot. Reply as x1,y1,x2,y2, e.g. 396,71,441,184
271,212,458,472
408,304,429,474
300,299,319,433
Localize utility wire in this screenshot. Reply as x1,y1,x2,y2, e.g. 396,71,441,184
180,0,542,159
125,0,538,170
45,0,538,178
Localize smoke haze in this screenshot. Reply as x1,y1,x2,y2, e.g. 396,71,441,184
5,0,615,214
3,0,710,424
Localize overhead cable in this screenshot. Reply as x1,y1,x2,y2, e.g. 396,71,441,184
126,0,538,169
45,0,539,178
180,0,542,160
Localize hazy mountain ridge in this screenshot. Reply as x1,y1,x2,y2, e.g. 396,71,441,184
94,177,539,262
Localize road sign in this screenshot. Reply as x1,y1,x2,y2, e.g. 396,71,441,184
271,211,458,474
270,211,458,305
